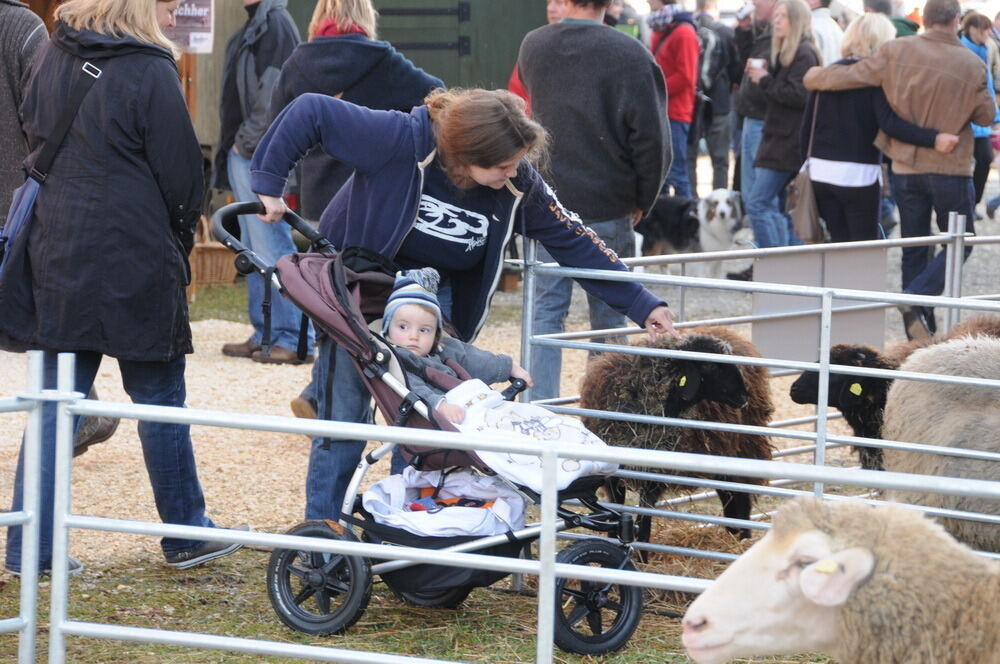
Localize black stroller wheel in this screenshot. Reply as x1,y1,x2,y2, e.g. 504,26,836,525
552,538,643,655
392,585,473,609
266,521,371,635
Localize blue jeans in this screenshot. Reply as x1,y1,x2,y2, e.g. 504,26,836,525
740,117,764,204
6,352,215,571
892,173,975,297
745,167,799,248
530,217,634,401
666,120,693,198
228,150,314,353
304,282,454,519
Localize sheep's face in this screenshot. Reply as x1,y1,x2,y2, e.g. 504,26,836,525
789,345,887,409
667,359,748,414
682,526,874,664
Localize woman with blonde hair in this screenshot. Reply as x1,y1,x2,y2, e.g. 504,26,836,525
959,12,1000,210
742,0,819,249
1,0,245,575
800,12,958,242
251,87,681,521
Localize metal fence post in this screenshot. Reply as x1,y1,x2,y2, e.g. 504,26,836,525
48,353,78,664
942,211,958,331
535,447,558,664
813,291,834,497
522,239,538,404
951,213,967,327
17,351,46,664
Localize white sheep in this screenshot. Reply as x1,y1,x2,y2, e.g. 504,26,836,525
880,335,1000,551
681,497,1000,664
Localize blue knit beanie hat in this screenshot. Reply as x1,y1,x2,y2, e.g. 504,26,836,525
382,267,442,335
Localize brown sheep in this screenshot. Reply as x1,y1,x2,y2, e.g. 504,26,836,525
682,497,999,664
579,328,774,548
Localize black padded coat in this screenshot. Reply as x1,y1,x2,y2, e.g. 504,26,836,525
0,23,202,361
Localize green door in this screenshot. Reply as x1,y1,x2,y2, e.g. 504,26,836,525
285,0,546,89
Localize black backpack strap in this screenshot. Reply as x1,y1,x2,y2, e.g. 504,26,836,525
30,62,102,183
260,265,275,357
295,312,310,361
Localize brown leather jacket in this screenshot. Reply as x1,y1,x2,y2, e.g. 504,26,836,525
803,29,995,177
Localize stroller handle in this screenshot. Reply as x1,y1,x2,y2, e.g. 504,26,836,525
211,201,332,275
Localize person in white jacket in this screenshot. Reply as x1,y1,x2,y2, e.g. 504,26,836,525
809,0,843,64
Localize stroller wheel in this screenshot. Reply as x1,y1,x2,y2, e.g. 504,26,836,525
266,520,371,635
392,585,473,609
552,538,643,655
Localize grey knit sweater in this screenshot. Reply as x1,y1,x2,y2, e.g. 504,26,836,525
1,0,46,217
517,20,670,222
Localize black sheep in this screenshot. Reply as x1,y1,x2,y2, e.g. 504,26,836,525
580,331,774,552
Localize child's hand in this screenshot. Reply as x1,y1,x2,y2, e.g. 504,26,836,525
510,364,534,387
437,402,466,424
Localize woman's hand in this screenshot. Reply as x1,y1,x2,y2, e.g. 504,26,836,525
510,364,534,387
933,133,959,154
437,402,467,424
644,305,681,340
257,194,287,223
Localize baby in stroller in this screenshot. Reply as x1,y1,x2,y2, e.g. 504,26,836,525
380,266,533,424
380,266,616,492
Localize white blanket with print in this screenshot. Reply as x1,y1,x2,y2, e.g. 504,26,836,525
446,379,619,493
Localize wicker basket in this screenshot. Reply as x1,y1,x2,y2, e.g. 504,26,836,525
186,216,237,300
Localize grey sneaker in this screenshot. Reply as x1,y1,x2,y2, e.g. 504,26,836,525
164,525,249,570
5,556,84,577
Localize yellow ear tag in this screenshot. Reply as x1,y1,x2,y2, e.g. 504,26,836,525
679,376,687,387
814,559,839,574
849,383,863,396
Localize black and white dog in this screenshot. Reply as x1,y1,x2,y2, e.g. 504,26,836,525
635,189,750,277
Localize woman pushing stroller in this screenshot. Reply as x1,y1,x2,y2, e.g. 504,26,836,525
249,87,679,520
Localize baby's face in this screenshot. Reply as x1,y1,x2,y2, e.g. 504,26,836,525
386,304,437,356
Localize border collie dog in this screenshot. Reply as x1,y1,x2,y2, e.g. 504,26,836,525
635,189,750,277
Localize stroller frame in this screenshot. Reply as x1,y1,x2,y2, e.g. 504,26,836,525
213,202,647,655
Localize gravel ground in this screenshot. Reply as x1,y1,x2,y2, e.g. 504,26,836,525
3,157,1000,570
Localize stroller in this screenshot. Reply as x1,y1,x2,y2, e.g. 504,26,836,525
213,202,645,655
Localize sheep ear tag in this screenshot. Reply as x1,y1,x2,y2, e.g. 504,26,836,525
839,380,865,407
678,367,702,401
799,547,875,607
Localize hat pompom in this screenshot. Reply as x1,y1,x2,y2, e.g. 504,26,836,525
382,267,443,335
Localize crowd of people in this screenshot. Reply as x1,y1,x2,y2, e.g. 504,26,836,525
0,0,996,577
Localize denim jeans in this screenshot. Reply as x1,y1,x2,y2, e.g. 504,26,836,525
892,172,975,297
228,150,314,353
529,217,634,401
740,117,764,202
745,167,799,248
6,352,215,571
666,120,693,198
304,282,454,519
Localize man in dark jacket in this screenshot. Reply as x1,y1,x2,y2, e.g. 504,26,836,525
215,0,310,365
518,0,669,401
688,0,742,195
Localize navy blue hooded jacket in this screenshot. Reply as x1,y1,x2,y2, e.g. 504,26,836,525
251,94,666,342
270,34,442,220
